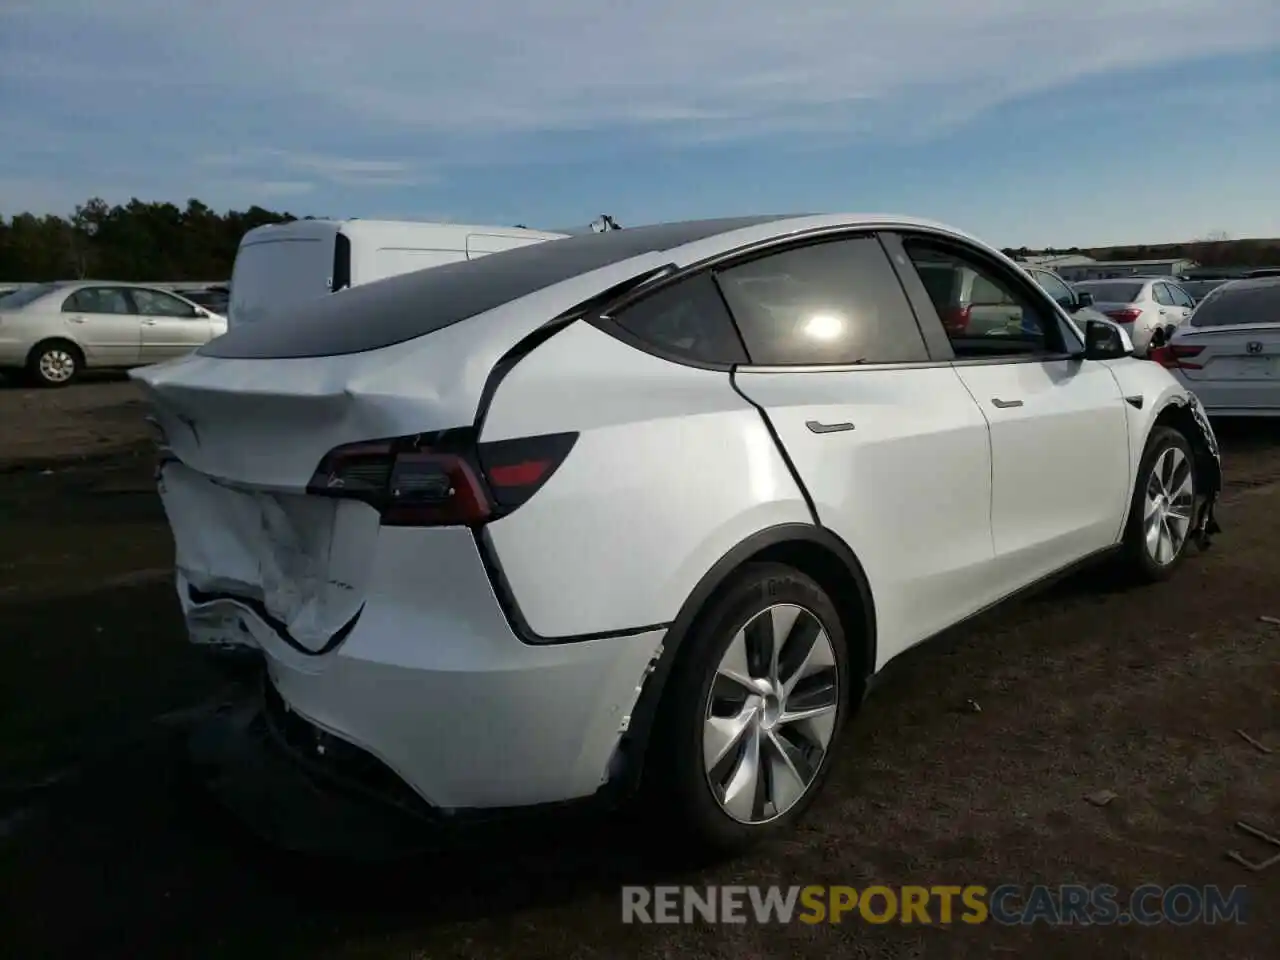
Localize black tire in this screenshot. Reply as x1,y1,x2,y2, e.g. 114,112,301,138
1120,425,1197,583
26,340,82,388
646,562,852,857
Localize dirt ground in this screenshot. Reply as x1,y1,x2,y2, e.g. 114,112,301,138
1,378,1277,960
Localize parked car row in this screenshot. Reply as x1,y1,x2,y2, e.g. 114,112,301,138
0,281,227,385
1151,276,1280,418
133,213,1224,856
1068,277,1196,355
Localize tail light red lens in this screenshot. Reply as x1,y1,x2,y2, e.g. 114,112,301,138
307,430,577,526
1104,307,1142,323
942,304,971,334
1149,344,1204,370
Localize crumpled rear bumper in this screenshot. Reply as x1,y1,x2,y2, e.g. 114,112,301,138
187,673,628,859
187,674,438,859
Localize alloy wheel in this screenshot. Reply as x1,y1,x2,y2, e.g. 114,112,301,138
702,603,839,824
38,349,76,384
1144,445,1195,565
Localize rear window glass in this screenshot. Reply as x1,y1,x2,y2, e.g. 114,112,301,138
201,217,793,359
0,283,56,309
1180,280,1227,301
1074,281,1143,302
1191,282,1280,328
611,272,748,366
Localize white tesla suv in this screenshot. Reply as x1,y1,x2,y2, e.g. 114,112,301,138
133,215,1223,856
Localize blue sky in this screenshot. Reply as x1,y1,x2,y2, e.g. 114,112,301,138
1,0,1277,249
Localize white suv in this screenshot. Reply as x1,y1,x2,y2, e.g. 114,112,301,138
134,215,1223,856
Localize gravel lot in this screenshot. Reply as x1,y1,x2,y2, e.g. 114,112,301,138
1,378,1277,960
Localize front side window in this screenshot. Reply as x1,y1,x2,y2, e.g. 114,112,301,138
714,237,928,365
902,239,1058,358
1032,270,1074,307
1167,284,1195,309
131,288,200,318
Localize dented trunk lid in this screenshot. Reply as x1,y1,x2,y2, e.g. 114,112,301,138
130,296,570,654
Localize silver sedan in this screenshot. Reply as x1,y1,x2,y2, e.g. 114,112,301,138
0,281,227,386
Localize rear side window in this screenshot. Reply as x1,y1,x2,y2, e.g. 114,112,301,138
609,272,747,366
1153,284,1175,306
1191,282,1280,327
62,287,133,315
715,237,928,365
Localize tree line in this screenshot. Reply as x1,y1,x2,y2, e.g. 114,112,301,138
1,197,1277,282
0,198,298,282
1002,231,1280,269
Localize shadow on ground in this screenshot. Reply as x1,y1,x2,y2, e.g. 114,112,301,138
0,418,1277,959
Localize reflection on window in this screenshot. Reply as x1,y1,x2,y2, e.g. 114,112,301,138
717,238,929,365
802,313,846,342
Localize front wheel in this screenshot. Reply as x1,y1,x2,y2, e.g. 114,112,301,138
1121,426,1197,582
647,562,851,856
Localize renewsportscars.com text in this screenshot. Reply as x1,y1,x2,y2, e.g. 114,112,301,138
621,884,1249,926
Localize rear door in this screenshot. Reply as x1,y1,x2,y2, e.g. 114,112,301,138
896,233,1132,590
724,234,998,660
1173,281,1280,413
131,288,215,361
60,286,142,364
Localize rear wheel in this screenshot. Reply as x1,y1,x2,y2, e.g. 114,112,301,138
1121,426,1197,582
647,562,850,856
27,340,82,387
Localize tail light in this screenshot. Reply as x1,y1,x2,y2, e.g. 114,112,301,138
942,305,971,334
1149,344,1204,370
307,430,577,526
1104,307,1142,323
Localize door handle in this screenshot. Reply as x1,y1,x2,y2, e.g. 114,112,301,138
68,315,86,323
805,420,855,434
990,398,1023,409
142,319,159,326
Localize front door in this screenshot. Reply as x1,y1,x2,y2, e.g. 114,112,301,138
897,235,1132,590
130,288,213,361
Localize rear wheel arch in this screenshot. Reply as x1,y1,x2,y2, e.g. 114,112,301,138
619,523,876,795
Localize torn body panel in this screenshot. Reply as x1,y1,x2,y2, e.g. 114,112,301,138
169,510,667,811
1174,390,1224,547
161,461,379,653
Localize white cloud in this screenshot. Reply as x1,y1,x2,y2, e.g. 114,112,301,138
16,0,1277,145
202,148,426,188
